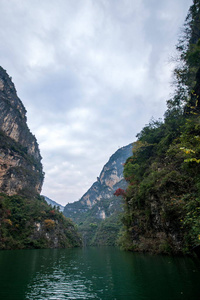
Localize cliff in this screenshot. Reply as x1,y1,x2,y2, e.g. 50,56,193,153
120,1,200,255
0,66,43,195
120,114,200,255
64,143,132,222
63,143,133,245
0,193,82,250
0,67,81,249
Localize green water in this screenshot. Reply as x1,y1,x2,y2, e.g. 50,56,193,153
0,247,199,300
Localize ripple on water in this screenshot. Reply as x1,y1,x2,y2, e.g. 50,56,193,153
26,269,100,300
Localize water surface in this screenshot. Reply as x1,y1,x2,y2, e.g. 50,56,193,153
0,247,199,299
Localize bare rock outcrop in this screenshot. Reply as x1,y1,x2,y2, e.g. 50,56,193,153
63,143,133,223
0,67,44,196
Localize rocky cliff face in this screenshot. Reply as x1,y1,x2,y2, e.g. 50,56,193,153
0,67,81,250
63,143,133,246
0,193,82,250
0,67,44,195
64,143,133,223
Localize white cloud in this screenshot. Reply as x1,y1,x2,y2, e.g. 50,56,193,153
0,0,193,205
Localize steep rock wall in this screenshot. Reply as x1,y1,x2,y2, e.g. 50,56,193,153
0,67,44,195
64,143,132,223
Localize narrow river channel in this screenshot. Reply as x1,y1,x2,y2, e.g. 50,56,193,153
0,247,199,300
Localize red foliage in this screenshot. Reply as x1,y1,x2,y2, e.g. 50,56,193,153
114,188,125,197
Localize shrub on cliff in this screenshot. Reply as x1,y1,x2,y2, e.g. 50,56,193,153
119,0,200,255
0,194,82,250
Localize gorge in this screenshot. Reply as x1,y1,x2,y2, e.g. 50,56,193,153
0,66,81,250
63,143,133,246
0,1,200,299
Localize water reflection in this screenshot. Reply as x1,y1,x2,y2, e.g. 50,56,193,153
0,247,199,300
26,249,99,299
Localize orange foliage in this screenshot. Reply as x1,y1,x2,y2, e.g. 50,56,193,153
44,219,55,229
4,219,12,226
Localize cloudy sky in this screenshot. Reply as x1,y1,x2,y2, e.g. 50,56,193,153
0,0,193,205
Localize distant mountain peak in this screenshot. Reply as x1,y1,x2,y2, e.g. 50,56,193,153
63,143,133,223
43,195,64,212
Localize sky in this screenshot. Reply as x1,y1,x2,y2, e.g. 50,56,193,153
0,0,193,206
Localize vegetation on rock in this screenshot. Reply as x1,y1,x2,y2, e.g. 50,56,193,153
64,144,132,246
77,196,123,246
119,0,200,255
0,67,81,250
0,193,81,250
0,66,44,195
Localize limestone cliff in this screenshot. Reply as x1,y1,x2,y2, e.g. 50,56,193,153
0,67,82,250
0,67,43,195
64,143,132,223
63,143,133,246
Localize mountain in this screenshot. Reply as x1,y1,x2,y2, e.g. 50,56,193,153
0,67,81,249
63,143,133,246
0,66,43,196
119,1,200,256
43,195,64,212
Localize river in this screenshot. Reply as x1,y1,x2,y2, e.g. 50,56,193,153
0,247,199,300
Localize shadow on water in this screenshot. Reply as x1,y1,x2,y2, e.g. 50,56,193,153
0,247,200,300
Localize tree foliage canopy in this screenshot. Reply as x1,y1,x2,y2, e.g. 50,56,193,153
120,0,200,255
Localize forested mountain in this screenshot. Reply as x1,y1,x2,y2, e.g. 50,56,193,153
0,68,81,249
64,144,132,246
119,0,200,255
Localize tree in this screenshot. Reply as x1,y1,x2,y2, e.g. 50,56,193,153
168,0,200,111
114,188,126,197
